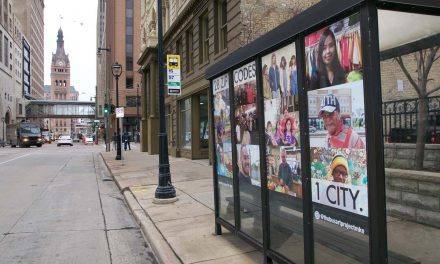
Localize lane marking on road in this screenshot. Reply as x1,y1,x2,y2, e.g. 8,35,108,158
0,153,32,165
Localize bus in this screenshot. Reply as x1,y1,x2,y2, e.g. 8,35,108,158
6,122,43,147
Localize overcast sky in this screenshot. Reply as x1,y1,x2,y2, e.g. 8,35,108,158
44,0,98,101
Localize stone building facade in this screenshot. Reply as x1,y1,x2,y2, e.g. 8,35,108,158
0,0,30,140
138,0,320,159
14,0,45,99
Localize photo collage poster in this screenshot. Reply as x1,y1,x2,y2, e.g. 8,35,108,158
234,61,261,187
305,13,368,233
262,44,302,197
213,73,233,179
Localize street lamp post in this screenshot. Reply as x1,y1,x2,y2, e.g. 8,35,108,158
112,62,122,160
155,0,176,200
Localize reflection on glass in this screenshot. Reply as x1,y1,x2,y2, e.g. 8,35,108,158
379,10,440,264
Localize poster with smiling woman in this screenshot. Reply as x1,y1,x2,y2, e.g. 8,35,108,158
305,13,369,234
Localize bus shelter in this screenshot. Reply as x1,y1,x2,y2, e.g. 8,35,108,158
206,0,440,263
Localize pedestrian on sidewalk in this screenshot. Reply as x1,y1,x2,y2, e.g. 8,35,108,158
112,132,117,151
123,132,131,151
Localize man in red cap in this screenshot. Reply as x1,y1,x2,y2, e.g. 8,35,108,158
319,94,364,149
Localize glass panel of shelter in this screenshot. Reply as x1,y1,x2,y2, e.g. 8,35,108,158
261,44,304,263
211,10,380,264
233,61,263,242
378,9,440,264
304,13,370,263
213,73,235,224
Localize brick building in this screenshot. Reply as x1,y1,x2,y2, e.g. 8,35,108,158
138,0,319,158
96,0,142,143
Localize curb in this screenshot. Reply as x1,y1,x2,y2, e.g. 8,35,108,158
99,152,181,264
123,191,181,264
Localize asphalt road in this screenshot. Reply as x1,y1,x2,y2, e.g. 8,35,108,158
0,142,157,264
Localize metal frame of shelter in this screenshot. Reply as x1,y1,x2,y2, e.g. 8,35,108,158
25,100,96,119
205,1,440,263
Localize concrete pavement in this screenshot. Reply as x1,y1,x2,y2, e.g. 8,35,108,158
100,147,262,264
100,145,440,264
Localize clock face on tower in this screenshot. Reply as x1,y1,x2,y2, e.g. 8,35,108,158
57,60,64,67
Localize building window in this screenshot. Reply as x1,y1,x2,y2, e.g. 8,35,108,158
180,98,191,149
126,0,134,71
19,103,22,115
126,96,138,107
176,37,182,58
126,77,133,89
215,0,227,53
186,27,193,72
199,11,209,64
4,36,8,66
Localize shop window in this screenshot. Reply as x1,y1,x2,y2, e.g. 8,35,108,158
379,10,440,263
180,98,191,149
199,94,208,149
199,11,209,64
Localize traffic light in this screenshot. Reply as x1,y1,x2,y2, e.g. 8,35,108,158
110,104,115,114
104,103,109,114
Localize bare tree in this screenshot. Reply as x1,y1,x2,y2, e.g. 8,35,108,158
240,1,304,46
395,46,440,169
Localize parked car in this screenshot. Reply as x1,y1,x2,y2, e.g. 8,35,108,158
309,126,317,133
84,135,94,145
57,135,73,147
72,135,80,142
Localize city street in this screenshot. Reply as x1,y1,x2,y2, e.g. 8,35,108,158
0,143,157,264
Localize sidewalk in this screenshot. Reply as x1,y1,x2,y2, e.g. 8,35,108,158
100,148,262,264
100,147,440,264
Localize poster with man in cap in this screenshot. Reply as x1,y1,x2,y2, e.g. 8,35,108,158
319,94,364,149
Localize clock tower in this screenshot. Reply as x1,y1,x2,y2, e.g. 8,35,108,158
49,28,74,137
50,28,71,100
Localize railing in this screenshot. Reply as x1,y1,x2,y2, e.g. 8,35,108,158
382,96,440,143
